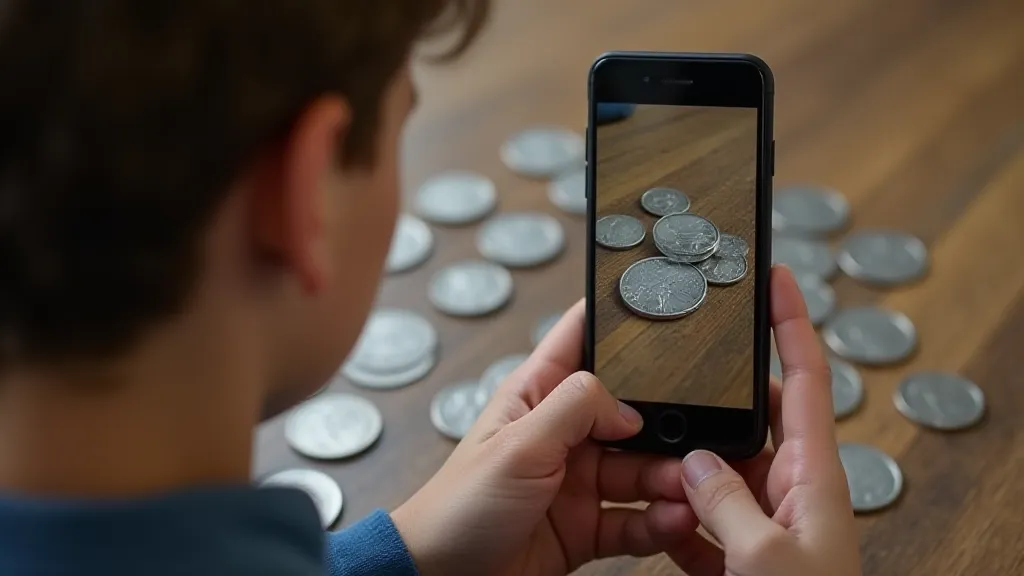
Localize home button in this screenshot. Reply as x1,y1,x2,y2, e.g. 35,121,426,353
657,411,687,444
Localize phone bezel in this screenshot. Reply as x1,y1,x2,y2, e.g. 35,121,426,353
584,52,774,460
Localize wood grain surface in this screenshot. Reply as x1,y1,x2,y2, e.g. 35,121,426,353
254,0,1024,574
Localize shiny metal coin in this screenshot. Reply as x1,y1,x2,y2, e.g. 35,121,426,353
429,260,514,317
260,468,343,528
285,394,383,460
476,212,565,268
838,443,903,513
415,171,497,225
547,169,587,215
772,236,837,279
619,257,707,320
794,273,836,326
431,380,485,440
894,372,985,431
838,230,928,286
531,312,562,348
822,307,917,366
830,357,864,419
386,214,434,274
501,127,584,178
652,213,720,263
475,353,531,406
717,233,750,257
596,214,646,250
342,309,437,389
343,354,436,391
640,187,691,216
772,185,850,236
696,251,747,285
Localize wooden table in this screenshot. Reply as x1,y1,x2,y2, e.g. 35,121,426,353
255,0,1024,573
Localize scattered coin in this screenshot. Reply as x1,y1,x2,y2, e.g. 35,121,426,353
794,273,836,326
260,468,343,529
429,260,514,317
385,214,434,274
344,355,436,391
415,171,497,225
619,257,708,320
772,236,837,279
501,127,584,178
653,213,721,263
641,187,691,216
696,251,748,285
837,230,928,286
717,233,750,257
822,307,917,366
838,443,903,513
596,214,646,250
475,353,531,406
285,393,383,460
772,185,850,236
830,357,864,419
894,372,985,431
531,312,563,348
342,309,438,389
548,169,587,215
431,380,485,440
477,212,565,268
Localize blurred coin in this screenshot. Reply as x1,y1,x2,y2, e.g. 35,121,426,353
838,230,928,286
641,187,691,216
794,273,836,326
772,185,850,236
386,214,434,274
475,353,531,406
653,213,721,263
344,355,436,391
285,393,383,460
830,357,864,419
342,309,437,389
596,214,646,250
696,251,748,285
822,307,917,365
431,380,485,440
894,372,985,431
770,347,782,381
772,236,837,279
838,443,903,513
260,468,343,529
429,261,514,317
548,169,587,215
415,171,497,225
717,233,750,257
620,257,707,320
501,127,584,178
531,312,563,348
477,212,565,268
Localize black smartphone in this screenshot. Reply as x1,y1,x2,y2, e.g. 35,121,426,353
584,52,774,459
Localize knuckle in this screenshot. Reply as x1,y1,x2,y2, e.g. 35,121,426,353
562,370,601,399
699,474,749,515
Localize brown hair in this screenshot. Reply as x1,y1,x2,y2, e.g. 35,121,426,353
0,0,489,367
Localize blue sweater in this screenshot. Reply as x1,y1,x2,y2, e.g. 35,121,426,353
0,486,420,575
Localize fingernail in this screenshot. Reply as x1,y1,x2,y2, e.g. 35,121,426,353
617,401,643,430
681,450,722,489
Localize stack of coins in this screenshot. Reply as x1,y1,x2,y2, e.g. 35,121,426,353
652,213,721,264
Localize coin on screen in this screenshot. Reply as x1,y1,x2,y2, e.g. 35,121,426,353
429,260,514,317
772,236,837,279
794,273,836,326
894,372,985,431
501,127,584,178
260,468,343,528
837,230,928,286
342,309,437,389
653,213,721,263
717,233,750,258
547,168,587,215
415,171,497,225
477,212,565,268
431,380,485,440
475,353,530,406
772,185,850,236
385,214,434,274
640,187,690,217
822,306,917,366
285,393,383,460
830,357,864,419
696,251,748,285
619,257,708,320
596,214,646,250
839,443,903,513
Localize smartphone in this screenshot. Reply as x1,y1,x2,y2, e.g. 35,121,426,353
584,52,774,459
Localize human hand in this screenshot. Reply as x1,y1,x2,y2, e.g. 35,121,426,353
391,299,698,576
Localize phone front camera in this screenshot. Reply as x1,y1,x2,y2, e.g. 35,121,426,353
643,76,650,83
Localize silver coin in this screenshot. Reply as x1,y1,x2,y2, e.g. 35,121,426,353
476,212,565,268
838,230,928,286
500,127,584,178
596,214,646,250
717,233,750,257
822,307,917,366
431,380,485,440
285,393,383,460
475,353,530,406
385,214,434,274
342,309,437,388
429,260,514,317
794,273,836,326
619,257,707,320
838,443,903,513
531,312,562,348
652,213,720,263
641,187,691,216
415,171,497,225
260,468,343,528
894,372,985,431
547,169,587,215
772,186,850,236
696,251,748,285
343,354,436,391
830,357,864,419
772,236,837,279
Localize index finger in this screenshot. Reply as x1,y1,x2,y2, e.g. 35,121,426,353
512,299,587,405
